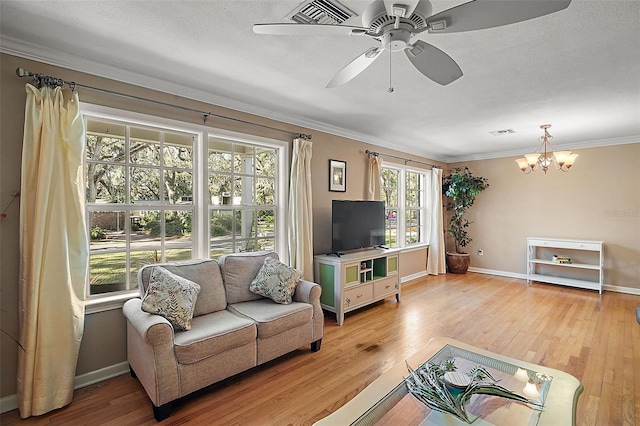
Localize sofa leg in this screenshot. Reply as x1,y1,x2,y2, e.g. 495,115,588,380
129,364,137,379
152,401,172,422
311,339,322,352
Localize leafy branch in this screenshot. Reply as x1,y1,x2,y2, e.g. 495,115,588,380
405,359,537,424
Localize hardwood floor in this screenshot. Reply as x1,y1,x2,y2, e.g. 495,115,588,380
2,273,639,425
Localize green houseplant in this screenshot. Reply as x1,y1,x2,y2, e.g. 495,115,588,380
442,167,489,273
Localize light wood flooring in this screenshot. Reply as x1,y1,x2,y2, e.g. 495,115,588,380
2,273,639,425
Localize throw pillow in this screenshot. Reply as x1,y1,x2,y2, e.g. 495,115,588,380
142,266,201,331
249,257,303,304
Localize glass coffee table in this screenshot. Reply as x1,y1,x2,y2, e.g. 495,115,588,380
314,337,582,426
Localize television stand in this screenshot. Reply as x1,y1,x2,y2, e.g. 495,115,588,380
314,248,401,325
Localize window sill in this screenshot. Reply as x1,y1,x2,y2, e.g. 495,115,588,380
401,244,429,253
85,291,139,314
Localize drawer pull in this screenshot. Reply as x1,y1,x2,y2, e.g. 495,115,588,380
385,285,390,289
357,293,363,298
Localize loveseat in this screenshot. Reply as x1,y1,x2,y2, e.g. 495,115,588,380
122,251,324,421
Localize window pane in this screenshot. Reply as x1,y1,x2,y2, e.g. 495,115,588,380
165,210,192,239
87,164,125,203
130,250,162,287
208,139,232,172
234,176,254,205
256,149,276,177
164,132,193,168
166,248,192,263
257,209,275,238
164,170,193,204
130,167,160,202
86,130,125,163
234,144,255,175
135,211,162,245
89,211,126,248
130,140,160,165
90,253,127,294
236,210,257,238
209,175,232,205
257,178,275,205
210,210,235,238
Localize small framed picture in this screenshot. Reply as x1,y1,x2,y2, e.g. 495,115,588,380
329,159,346,192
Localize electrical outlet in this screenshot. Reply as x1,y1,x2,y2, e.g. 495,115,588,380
478,249,484,256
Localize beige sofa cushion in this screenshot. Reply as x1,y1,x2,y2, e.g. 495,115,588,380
228,299,312,339
173,310,256,364
139,259,227,317
219,251,278,304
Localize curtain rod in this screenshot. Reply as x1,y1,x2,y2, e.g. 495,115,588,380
365,149,439,169
15,67,312,140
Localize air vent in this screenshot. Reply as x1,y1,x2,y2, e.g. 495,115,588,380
286,0,357,25
489,129,516,136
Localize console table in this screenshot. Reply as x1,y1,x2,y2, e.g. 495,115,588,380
314,248,400,325
527,237,604,294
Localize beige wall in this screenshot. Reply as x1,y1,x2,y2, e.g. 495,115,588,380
450,143,640,288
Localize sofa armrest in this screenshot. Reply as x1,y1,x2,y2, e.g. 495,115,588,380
123,298,174,346
122,298,180,407
293,279,321,304
294,280,324,342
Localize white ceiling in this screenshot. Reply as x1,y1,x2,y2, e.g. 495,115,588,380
1,0,639,162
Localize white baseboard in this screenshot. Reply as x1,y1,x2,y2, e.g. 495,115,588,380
0,394,18,415
401,270,427,284
0,361,129,415
468,267,640,295
467,267,527,280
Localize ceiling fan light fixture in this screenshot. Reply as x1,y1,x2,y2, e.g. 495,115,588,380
429,19,447,32
392,4,407,17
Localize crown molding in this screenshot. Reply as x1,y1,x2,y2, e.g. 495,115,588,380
1,36,449,163
5,37,632,166
448,135,640,163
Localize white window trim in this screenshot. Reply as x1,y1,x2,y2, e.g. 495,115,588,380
81,103,289,311
382,163,429,249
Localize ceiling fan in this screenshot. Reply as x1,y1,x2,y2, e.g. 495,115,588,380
253,0,571,88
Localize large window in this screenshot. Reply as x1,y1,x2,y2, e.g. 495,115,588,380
84,107,287,299
381,166,429,248
208,138,278,257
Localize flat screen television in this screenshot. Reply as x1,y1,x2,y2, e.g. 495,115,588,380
331,200,385,254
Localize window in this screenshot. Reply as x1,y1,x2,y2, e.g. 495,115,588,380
381,165,430,248
84,107,287,299
208,138,278,257
85,119,196,296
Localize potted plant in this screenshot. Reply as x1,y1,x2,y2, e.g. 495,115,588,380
442,167,489,274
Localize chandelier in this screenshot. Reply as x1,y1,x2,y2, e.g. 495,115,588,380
515,124,578,174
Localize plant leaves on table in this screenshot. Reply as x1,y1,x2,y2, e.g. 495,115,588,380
404,360,537,424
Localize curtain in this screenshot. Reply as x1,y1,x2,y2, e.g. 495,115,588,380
18,84,88,417
426,168,446,275
366,154,382,200
288,138,314,281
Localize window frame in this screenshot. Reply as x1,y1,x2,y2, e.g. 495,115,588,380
381,163,431,249
82,104,289,312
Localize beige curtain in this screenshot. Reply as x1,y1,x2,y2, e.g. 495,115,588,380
366,154,382,200
18,84,88,417
288,138,314,280
426,168,446,275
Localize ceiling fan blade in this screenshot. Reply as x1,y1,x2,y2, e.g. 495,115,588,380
383,0,420,18
253,23,369,36
405,40,462,86
326,47,383,88
425,0,571,34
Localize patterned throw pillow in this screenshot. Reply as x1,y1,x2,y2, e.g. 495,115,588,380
249,257,303,304
141,266,201,331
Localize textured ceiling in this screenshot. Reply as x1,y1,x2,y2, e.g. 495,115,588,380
1,0,639,162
